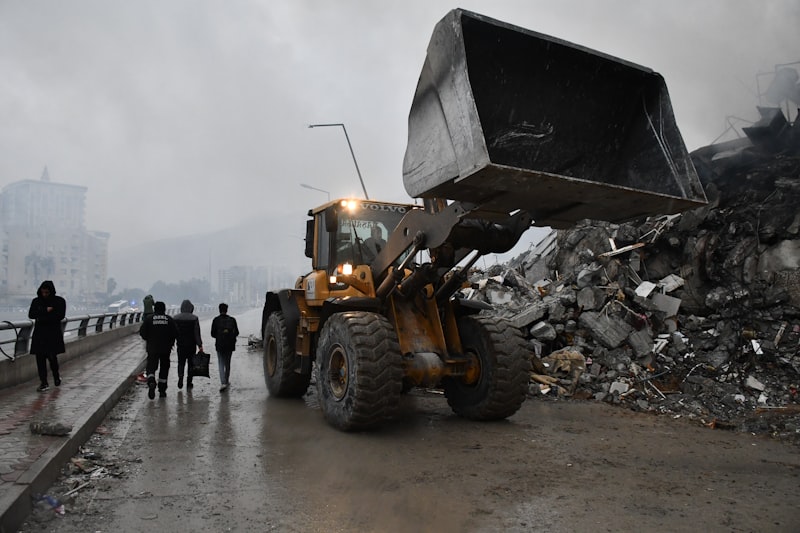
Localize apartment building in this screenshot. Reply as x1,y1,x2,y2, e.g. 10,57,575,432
217,265,294,307
0,169,109,306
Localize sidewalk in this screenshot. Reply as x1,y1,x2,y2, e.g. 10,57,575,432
0,333,146,533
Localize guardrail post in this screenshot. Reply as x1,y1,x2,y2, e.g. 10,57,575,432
79,317,89,338
15,324,33,357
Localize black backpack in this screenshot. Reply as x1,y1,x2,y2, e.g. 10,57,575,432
216,316,237,349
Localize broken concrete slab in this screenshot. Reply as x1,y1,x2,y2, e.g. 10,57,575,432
529,321,557,341
577,286,605,311
486,288,514,306
659,274,685,293
578,311,633,349
635,281,657,298
745,375,766,392
651,293,682,317
509,301,548,329
627,329,654,359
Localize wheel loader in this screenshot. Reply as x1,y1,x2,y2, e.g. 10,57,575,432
262,9,707,430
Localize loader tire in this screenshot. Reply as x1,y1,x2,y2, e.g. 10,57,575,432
444,315,531,420
316,311,403,431
263,311,310,398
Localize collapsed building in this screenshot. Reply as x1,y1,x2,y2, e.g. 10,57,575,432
467,105,800,441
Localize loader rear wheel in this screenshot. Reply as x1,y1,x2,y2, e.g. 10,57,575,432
316,311,403,431
263,311,311,398
444,315,531,420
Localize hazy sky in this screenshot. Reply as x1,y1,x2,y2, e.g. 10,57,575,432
1,0,797,259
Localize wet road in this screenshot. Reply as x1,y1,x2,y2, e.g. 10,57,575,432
21,308,800,532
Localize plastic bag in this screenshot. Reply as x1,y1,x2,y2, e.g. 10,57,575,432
191,351,210,378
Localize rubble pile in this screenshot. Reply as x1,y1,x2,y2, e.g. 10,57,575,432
467,119,800,441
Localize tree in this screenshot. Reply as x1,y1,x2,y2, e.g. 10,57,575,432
107,278,117,296
147,278,211,307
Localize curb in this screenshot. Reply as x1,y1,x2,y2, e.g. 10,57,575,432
0,356,146,533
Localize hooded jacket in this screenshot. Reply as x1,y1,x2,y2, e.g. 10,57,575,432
28,280,67,355
173,299,203,350
142,294,155,317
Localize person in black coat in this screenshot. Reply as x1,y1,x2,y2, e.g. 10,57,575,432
28,280,67,392
139,300,178,399
173,299,203,390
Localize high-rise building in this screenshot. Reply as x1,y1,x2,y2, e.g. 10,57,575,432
217,265,292,306
0,168,109,306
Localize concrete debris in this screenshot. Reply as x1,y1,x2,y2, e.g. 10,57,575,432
577,310,633,349
745,375,766,391
635,281,657,298
467,117,800,442
529,321,557,341
26,444,125,526
609,381,630,395
541,348,585,390
660,274,685,293
247,334,263,349
30,421,73,436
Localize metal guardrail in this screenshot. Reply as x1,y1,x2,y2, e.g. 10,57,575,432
0,311,145,362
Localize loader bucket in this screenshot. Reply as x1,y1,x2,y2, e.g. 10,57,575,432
403,9,707,228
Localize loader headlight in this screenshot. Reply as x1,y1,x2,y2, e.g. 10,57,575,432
341,199,359,213
329,263,353,285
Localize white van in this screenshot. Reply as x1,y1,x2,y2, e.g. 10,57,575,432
107,300,133,314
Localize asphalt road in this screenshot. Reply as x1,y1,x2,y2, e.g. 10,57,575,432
20,308,800,532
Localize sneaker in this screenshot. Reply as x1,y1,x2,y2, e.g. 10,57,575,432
159,391,167,398
37,383,50,392
148,381,156,400
219,383,228,392
54,377,61,387
178,375,183,389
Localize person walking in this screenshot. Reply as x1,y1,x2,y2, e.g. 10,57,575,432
139,301,178,399
173,299,203,390
210,303,239,392
28,280,67,392
142,294,155,321
136,293,156,384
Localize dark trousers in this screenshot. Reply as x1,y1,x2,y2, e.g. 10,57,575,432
176,345,195,385
36,352,59,384
217,350,232,385
146,351,171,392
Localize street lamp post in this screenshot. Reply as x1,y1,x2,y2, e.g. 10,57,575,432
308,123,369,199
300,183,330,201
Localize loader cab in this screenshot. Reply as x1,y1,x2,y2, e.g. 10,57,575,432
306,199,414,276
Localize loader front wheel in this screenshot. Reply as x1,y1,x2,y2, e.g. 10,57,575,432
444,315,531,420
263,311,310,398
316,311,403,431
